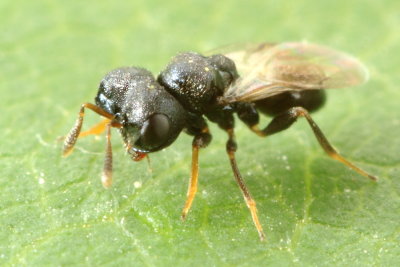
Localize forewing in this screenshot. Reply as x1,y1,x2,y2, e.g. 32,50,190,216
221,42,369,103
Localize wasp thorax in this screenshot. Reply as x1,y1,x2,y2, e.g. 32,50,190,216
158,52,238,114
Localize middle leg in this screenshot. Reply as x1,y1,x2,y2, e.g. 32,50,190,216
224,128,266,241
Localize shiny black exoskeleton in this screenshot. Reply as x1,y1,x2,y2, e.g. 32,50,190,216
63,48,376,241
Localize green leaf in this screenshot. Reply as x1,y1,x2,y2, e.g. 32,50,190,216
1,0,399,266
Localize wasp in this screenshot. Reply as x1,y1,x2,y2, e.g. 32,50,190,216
63,42,377,240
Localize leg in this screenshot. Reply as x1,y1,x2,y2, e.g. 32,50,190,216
102,122,113,188
78,119,110,138
225,128,266,241
62,103,121,156
145,155,153,174
181,127,212,220
249,106,377,181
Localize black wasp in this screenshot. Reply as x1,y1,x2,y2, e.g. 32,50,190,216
63,42,377,240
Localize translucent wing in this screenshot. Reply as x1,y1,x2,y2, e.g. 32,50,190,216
219,42,369,103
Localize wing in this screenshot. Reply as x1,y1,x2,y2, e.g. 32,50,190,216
219,42,369,104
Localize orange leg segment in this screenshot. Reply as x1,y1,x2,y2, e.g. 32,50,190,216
78,119,110,138
181,144,200,220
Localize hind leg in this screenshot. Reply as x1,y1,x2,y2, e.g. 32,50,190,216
236,103,377,181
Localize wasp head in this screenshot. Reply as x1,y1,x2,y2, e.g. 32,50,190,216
95,67,187,158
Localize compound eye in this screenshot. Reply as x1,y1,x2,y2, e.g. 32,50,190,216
137,113,171,151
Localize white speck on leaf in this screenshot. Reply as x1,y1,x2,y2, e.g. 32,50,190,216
134,181,142,188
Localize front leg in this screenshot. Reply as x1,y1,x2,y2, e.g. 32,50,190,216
63,103,122,188
182,115,212,220
63,103,121,156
